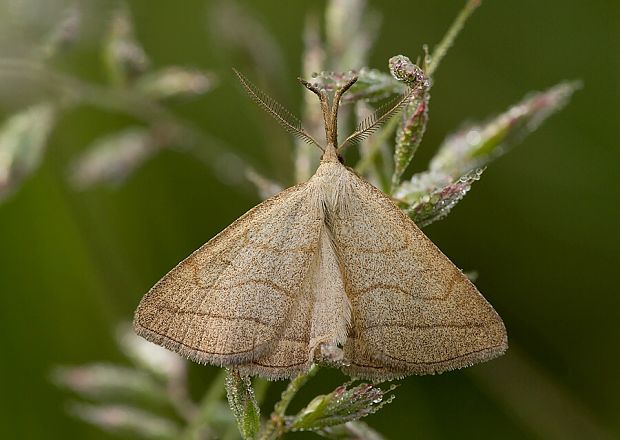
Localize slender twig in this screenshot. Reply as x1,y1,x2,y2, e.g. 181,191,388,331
222,378,271,440
0,58,171,122
182,369,228,440
259,365,320,440
167,367,199,423
355,116,399,176
469,347,614,440
0,58,254,187
426,0,481,77
253,379,271,408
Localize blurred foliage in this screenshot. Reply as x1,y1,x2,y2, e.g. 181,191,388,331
0,2,223,198
0,0,618,439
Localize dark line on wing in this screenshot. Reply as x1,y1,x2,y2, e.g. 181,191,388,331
249,359,308,368
351,283,449,301
360,321,491,332
246,242,316,254
136,321,310,356
351,270,462,301
334,241,410,253
156,304,272,327
210,279,296,298
137,324,258,356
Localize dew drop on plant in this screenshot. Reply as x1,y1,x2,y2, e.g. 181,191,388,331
466,129,481,145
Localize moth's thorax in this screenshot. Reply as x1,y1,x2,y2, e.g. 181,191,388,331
308,161,351,216
321,142,340,163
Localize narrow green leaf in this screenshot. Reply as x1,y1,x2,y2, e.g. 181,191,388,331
397,168,484,227
182,370,227,440
207,0,286,83
393,169,451,206
225,370,261,439
69,127,158,189
355,100,398,190
388,55,431,192
426,0,481,77
116,324,186,382
245,167,284,199
68,402,179,440
391,95,428,190
103,4,150,86
287,383,396,431
295,13,326,183
136,67,216,101
41,4,81,58
52,364,168,407
318,421,386,440
325,0,379,71
393,81,579,227
288,393,332,431
0,103,56,202
430,81,580,177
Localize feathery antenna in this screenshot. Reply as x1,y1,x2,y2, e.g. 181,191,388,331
240,69,410,155
339,88,414,150
233,68,321,150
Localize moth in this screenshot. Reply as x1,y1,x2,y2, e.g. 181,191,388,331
134,70,507,380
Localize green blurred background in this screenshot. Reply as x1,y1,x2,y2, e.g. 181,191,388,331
0,0,618,439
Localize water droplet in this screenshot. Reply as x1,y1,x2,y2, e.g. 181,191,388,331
465,129,481,145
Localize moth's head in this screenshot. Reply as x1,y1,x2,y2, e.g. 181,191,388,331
320,143,345,164
299,75,358,163
233,68,416,167
299,74,416,164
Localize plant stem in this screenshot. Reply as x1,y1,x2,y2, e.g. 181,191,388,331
223,378,271,440
258,364,320,440
182,369,228,440
0,58,253,187
0,58,170,122
426,0,481,77
167,366,200,423
355,116,399,178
